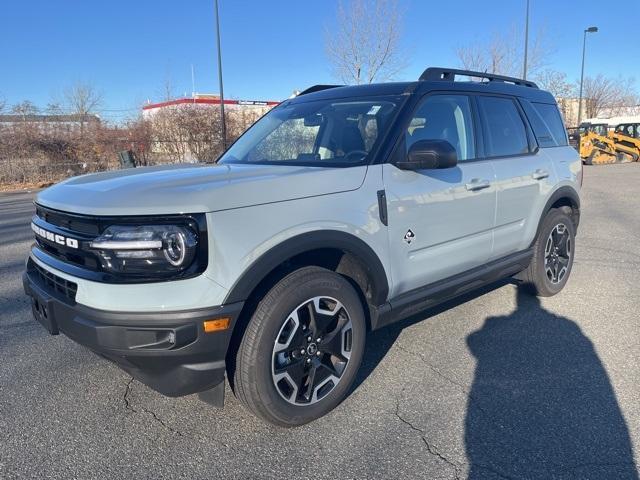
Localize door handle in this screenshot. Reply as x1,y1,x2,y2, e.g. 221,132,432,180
465,179,491,191
532,169,550,180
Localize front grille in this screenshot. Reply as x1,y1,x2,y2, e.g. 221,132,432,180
28,259,78,302
33,205,101,271
35,205,100,235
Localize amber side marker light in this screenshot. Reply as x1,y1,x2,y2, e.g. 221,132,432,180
203,317,231,333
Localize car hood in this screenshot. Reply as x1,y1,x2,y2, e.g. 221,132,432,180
36,163,367,216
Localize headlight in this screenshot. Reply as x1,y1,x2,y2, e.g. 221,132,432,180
90,225,198,275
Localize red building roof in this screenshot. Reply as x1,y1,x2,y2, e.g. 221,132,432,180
143,98,280,110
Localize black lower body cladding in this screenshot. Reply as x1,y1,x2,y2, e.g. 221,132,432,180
23,265,243,398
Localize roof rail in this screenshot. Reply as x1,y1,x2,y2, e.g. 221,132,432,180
297,85,343,96
420,67,539,89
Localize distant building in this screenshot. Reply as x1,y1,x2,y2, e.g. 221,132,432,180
142,93,279,119
0,114,101,134
142,93,279,160
555,98,640,128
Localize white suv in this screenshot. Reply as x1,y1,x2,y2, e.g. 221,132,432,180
23,68,582,426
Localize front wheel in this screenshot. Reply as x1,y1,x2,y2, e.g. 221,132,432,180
520,208,576,297
232,266,366,427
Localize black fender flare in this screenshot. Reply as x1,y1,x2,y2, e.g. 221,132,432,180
533,186,581,245
223,230,390,305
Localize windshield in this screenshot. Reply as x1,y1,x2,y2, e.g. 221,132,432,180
593,124,608,136
580,123,608,136
218,97,400,167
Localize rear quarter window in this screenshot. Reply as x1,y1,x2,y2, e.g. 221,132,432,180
526,102,568,147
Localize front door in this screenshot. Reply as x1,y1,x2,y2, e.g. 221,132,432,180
383,93,496,297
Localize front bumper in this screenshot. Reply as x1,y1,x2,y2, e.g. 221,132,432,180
23,264,243,398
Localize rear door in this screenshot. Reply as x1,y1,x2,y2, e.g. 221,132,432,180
383,93,496,296
480,96,558,260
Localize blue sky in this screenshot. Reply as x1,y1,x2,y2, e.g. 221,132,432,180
1,0,638,122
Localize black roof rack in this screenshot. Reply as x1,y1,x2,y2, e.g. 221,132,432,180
298,85,343,96
420,67,538,89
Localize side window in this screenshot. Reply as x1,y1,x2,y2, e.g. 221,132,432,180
532,102,568,146
520,100,555,147
406,95,475,161
478,96,530,157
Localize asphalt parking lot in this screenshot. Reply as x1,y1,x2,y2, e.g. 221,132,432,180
1,164,639,479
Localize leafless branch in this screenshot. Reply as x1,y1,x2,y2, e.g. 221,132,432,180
64,81,103,116
456,24,554,78
582,75,639,118
325,0,407,84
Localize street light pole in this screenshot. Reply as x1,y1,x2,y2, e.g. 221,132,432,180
577,26,598,126
523,0,530,80
214,0,226,153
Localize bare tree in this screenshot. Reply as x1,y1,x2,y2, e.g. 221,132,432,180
64,81,103,133
456,25,553,78
535,69,573,97
325,0,407,84
147,104,269,163
0,95,6,114
11,100,39,119
534,69,576,122
582,75,639,119
64,82,102,115
45,102,64,115
149,105,223,162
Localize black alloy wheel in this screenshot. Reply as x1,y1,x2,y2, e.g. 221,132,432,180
271,296,353,405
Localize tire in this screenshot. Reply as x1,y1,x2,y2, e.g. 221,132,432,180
232,266,366,427
520,208,576,297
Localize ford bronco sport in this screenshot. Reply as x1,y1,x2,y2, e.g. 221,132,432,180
23,67,581,426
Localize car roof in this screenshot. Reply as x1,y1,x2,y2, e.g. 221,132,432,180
291,67,556,105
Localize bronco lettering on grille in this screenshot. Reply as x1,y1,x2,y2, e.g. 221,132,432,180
31,223,79,249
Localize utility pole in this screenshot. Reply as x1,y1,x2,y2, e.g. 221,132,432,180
191,64,196,98
577,26,598,126
214,0,226,152
523,0,530,80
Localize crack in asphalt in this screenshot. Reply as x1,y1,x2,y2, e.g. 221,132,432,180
394,343,489,417
123,377,135,412
122,377,183,437
392,346,525,479
393,394,461,480
392,345,640,479
394,395,522,480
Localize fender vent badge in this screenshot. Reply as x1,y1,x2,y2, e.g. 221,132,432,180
404,229,415,244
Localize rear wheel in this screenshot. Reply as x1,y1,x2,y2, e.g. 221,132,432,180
232,266,366,427
520,208,575,297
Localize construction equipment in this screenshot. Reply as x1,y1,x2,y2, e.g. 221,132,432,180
578,116,640,165
578,118,618,164
609,118,640,163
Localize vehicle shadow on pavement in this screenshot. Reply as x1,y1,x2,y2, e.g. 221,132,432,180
355,281,510,390
356,285,638,479
464,289,638,479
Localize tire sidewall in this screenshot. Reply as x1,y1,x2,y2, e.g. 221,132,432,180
535,210,576,296
251,269,366,425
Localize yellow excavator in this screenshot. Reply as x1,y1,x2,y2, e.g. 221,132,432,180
578,116,640,165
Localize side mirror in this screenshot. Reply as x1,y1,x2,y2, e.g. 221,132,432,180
396,139,458,170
